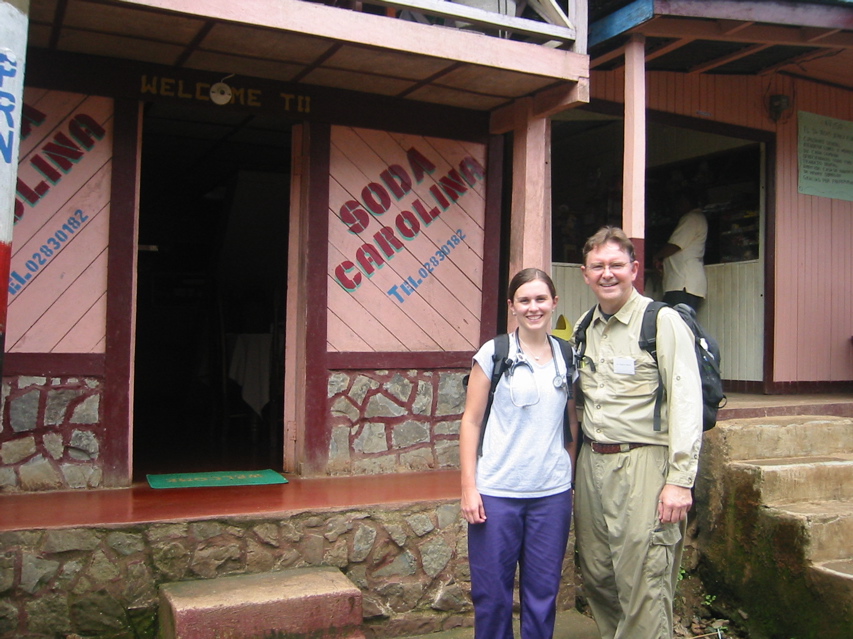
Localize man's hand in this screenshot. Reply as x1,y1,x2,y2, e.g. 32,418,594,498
657,484,693,524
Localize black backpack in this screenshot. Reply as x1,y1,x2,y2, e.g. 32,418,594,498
464,333,574,455
573,301,725,431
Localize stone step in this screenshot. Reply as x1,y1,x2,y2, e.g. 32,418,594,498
711,416,853,461
766,500,853,562
728,453,853,504
809,559,853,607
159,567,364,639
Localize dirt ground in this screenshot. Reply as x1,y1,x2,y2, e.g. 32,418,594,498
671,531,752,639
574,525,753,639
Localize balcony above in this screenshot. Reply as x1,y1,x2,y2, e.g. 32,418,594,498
27,0,589,114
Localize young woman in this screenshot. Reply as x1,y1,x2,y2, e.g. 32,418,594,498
460,268,579,639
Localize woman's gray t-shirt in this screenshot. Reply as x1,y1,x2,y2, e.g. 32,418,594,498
472,336,573,498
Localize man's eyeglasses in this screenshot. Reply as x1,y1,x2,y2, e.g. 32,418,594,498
586,262,630,273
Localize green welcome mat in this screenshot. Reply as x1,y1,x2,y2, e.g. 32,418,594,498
147,469,288,489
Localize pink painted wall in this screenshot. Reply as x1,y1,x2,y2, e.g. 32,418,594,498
8,89,113,353
591,70,853,383
327,126,486,352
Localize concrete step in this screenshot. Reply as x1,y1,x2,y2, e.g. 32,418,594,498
766,499,853,562
729,452,853,504
159,566,364,639
809,560,853,608
711,416,853,461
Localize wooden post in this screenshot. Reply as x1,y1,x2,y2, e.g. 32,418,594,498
0,0,29,375
508,98,552,329
622,33,646,289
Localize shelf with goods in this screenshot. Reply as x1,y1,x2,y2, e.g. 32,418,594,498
645,144,762,266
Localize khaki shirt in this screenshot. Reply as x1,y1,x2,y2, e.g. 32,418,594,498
573,289,703,488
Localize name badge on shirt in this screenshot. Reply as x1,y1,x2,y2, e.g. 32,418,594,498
613,357,635,375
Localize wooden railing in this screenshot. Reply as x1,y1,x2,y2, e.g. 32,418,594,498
324,0,585,50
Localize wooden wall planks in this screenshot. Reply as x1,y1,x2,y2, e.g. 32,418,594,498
326,126,487,353
8,90,113,354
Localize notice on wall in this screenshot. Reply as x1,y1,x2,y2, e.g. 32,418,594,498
798,111,853,202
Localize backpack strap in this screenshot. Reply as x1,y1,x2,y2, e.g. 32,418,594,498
638,301,667,431
572,306,597,414
477,333,511,456
552,335,574,445
573,306,596,363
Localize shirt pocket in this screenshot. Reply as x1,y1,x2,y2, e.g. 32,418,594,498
608,350,659,398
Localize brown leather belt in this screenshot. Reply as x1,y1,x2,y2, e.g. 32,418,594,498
589,442,650,454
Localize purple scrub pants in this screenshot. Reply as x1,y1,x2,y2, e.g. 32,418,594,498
468,489,573,639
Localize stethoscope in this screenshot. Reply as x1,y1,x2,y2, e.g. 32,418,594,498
507,330,568,392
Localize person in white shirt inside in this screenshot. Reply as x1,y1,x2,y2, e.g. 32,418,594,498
653,190,708,311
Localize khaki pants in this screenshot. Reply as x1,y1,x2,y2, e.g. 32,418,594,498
575,444,685,639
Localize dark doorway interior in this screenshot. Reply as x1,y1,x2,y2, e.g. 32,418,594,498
133,102,293,481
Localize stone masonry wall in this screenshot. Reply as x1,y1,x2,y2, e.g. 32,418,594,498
0,500,575,638
0,376,104,493
327,369,467,476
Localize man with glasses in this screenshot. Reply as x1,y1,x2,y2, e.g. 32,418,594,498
572,226,703,639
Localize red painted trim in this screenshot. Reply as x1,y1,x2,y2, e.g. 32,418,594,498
725,379,853,396
326,351,473,370
762,138,777,391
0,242,10,337
2,353,105,376
102,99,141,487
303,122,332,474
479,135,504,346
24,49,489,142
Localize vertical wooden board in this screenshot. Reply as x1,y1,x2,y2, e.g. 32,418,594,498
703,262,762,382
551,264,598,330
832,201,853,379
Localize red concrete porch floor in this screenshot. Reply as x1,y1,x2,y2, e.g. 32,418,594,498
1,393,850,533
0,469,462,532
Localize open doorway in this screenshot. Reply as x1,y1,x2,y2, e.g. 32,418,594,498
550,108,767,383
133,102,293,480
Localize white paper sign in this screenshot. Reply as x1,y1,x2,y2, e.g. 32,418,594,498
798,111,853,202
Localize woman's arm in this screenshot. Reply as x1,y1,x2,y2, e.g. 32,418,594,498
460,362,490,524
566,396,580,482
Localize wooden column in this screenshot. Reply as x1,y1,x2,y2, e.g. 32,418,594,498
623,34,646,288
508,98,551,328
